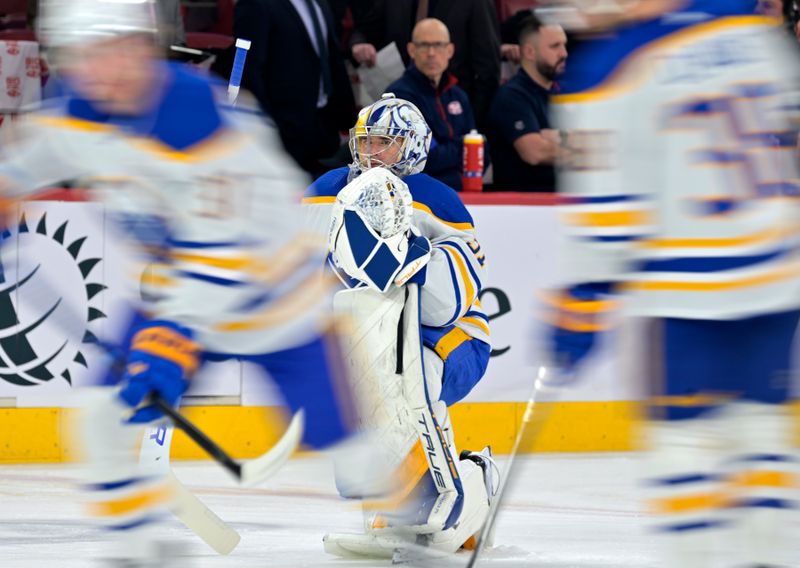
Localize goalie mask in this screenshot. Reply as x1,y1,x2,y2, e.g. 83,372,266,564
349,95,432,179
328,168,430,293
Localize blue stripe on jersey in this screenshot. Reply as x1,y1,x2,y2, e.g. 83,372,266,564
176,270,247,287
168,239,244,249
734,498,794,510
440,246,462,326
735,454,797,464
655,520,731,533
88,478,146,492
439,240,482,296
107,516,161,532
575,194,645,205
645,473,722,487
583,235,642,243
464,310,488,322
640,246,789,273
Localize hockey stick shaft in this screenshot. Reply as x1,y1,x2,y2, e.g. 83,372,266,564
151,395,243,479
466,367,556,568
227,38,251,105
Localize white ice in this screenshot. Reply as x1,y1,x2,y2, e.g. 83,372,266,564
0,453,657,567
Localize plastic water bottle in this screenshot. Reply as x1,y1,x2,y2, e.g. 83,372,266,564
462,129,484,192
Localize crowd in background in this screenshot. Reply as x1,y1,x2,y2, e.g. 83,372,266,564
1,0,799,192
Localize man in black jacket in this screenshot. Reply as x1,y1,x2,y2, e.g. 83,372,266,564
349,0,500,131
235,0,356,177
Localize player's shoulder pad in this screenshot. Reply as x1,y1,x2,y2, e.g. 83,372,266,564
304,167,350,200
405,173,474,229
558,2,758,97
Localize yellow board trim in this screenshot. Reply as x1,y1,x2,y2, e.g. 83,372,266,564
3,401,799,463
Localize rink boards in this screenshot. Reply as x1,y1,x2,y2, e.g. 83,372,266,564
0,195,795,463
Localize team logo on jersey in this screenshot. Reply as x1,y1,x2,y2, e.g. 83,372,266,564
447,101,463,116
0,211,106,387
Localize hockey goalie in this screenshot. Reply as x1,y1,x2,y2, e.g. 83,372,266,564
304,95,497,558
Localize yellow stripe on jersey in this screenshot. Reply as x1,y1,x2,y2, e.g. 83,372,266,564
625,264,800,292
172,252,253,270
566,209,653,228
440,245,476,306
540,292,617,314
89,484,173,517
459,316,490,337
302,195,474,231
32,115,115,133
413,202,474,231
731,470,796,489
128,129,246,163
434,327,472,360
638,225,800,249
650,491,730,514
302,195,336,205
649,393,732,407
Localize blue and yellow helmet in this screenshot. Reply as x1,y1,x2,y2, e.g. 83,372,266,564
349,94,432,178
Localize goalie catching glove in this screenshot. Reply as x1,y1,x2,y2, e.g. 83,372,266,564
118,320,201,423
328,167,431,293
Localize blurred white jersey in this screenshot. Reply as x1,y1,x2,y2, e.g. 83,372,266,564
554,3,800,320
0,62,328,354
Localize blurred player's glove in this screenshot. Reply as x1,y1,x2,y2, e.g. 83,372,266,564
118,321,201,423
542,283,616,373
329,168,431,292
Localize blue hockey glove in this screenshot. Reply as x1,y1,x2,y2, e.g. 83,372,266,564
543,283,616,373
118,321,201,423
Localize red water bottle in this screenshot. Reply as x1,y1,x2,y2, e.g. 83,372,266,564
462,129,484,192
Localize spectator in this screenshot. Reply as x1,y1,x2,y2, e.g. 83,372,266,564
499,5,537,64
235,0,356,177
486,15,566,192
349,0,500,131
387,18,480,191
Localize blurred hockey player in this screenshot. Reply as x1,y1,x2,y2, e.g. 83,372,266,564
304,95,496,558
0,0,375,564
539,0,800,565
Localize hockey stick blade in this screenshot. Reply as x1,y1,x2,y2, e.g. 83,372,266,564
240,408,304,486
168,471,242,555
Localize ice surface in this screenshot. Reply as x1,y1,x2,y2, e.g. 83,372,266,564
0,453,656,567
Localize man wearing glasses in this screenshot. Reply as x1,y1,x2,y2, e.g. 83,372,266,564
387,18,482,191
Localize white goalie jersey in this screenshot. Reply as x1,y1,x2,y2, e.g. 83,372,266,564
554,9,800,320
0,62,328,355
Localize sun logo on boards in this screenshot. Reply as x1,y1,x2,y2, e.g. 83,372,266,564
0,211,107,386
